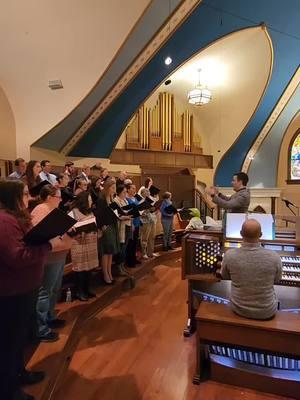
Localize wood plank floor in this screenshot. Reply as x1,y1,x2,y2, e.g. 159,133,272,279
47,259,292,400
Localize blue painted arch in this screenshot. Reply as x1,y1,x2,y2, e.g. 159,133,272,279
70,0,300,187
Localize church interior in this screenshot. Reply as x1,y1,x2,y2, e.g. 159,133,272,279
0,1,300,399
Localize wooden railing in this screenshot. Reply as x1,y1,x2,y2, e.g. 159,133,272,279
193,188,220,220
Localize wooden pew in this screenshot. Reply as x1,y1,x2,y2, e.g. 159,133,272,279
194,302,300,399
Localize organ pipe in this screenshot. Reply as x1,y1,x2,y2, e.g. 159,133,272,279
125,91,199,152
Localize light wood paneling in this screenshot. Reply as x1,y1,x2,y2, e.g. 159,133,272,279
110,149,212,169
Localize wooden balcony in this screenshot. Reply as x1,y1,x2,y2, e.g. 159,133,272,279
110,148,213,169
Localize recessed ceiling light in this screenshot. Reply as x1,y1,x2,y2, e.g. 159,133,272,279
164,56,172,66
165,79,172,85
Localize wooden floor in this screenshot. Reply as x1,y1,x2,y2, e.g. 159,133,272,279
36,259,292,400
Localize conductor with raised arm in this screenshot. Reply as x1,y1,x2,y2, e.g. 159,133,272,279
209,172,250,213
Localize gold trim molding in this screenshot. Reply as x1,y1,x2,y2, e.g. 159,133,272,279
242,66,300,173
61,0,202,155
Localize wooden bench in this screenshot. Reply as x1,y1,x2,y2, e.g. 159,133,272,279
194,302,300,399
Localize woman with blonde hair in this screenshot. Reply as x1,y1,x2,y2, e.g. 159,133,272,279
95,178,120,284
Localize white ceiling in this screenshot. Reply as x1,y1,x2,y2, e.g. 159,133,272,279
0,0,151,158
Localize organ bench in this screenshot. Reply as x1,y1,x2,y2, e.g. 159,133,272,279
194,301,300,399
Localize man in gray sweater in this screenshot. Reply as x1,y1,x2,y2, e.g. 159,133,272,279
220,219,282,320
210,172,250,213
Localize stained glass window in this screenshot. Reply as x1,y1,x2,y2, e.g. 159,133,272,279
290,132,300,180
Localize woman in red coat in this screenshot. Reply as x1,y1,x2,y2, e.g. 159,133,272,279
0,179,71,400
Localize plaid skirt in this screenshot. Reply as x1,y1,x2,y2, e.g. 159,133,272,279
71,232,99,272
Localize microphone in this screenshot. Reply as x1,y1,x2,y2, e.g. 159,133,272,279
282,197,297,207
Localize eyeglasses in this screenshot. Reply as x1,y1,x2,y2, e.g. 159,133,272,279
23,192,29,197
52,195,62,199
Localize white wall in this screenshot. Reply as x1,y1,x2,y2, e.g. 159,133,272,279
0,86,16,159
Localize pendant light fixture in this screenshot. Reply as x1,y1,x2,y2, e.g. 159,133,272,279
187,69,212,106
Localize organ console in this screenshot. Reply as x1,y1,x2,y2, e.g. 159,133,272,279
182,216,300,396
182,219,300,333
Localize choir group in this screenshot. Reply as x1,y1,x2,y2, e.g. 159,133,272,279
0,158,177,400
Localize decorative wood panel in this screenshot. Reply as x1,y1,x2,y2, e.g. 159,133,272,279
110,149,212,169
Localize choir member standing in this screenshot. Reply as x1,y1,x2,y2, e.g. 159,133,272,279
31,185,71,342
89,175,101,206
0,180,50,400
139,188,156,259
69,192,98,301
113,184,132,276
116,170,128,187
77,165,91,183
138,176,153,195
57,173,75,212
160,191,175,251
23,160,42,191
74,178,89,196
95,178,120,284
9,158,26,179
125,183,141,267
39,160,57,185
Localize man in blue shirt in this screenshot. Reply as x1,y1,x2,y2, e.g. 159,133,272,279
9,158,26,179
39,160,57,185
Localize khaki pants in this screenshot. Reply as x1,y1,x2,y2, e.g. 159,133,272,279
140,222,156,256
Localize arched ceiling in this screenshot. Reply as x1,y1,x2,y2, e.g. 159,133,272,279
123,26,272,168
45,0,298,188
0,0,183,159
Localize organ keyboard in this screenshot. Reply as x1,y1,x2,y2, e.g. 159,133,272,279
181,228,300,336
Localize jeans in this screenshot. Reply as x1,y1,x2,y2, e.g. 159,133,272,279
0,290,37,400
161,217,173,247
36,259,65,336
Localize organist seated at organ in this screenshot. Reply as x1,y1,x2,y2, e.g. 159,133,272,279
219,219,282,320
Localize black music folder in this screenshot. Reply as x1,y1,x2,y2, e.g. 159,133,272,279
134,193,143,202
61,188,76,203
149,186,160,197
24,208,77,244
29,180,50,197
97,206,120,227
110,202,128,216
164,204,178,215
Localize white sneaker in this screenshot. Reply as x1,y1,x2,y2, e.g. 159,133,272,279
142,255,149,259
152,252,160,257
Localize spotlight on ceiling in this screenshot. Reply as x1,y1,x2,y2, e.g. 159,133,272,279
164,56,172,66
165,79,172,86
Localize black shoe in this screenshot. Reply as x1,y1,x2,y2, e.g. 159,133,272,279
14,389,35,400
162,246,169,251
76,292,88,301
48,319,66,329
39,331,59,342
135,260,142,265
168,245,175,250
19,370,45,386
86,291,96,298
